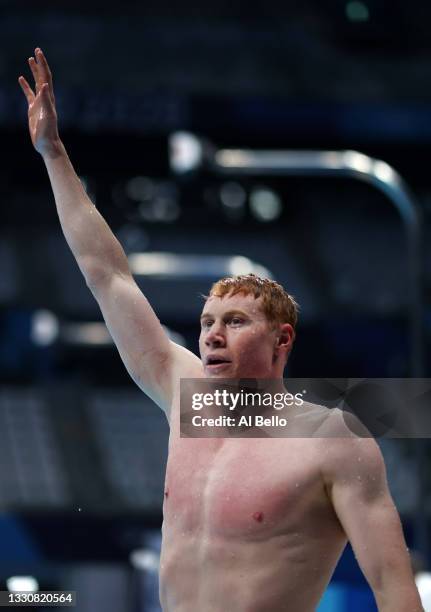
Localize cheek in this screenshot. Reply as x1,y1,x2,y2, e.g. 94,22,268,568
198,333,205,351
235,331,273,357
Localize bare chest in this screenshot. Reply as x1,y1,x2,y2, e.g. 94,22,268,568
163,436,328,538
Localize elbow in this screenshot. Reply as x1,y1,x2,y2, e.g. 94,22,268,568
80,255,130,292
80,257,115,292
84,267,110,292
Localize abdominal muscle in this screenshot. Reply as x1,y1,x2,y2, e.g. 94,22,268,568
160,525,343,612
159,433,347,612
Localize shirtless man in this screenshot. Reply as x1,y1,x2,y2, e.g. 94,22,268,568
19,48,423,611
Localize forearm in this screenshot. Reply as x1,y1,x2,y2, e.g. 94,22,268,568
374,584,423,612
42,139,130,284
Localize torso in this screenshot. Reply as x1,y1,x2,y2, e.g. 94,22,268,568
159,388,348,612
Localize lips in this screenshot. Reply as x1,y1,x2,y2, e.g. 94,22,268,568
206,362,232,375
206,355,231,366
205,355,232,374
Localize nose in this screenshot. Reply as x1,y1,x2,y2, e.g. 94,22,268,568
205,322,226,348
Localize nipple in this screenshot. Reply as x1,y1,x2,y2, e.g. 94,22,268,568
164,489,169,498
252,511,264,523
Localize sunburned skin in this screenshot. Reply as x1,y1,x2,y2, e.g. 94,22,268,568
159,399,348,612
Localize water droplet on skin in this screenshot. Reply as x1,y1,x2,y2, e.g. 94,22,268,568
295,483,299,488
357,476,362,481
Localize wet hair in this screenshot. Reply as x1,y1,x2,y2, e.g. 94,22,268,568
207,274,299,329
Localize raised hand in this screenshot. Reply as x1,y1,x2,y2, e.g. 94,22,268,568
18,48,60,155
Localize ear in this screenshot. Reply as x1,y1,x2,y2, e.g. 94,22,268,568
275,323,295,351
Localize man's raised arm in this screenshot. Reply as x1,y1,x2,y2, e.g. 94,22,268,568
18,48,202,415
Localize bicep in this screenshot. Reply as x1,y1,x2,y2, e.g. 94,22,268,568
89,273,200,412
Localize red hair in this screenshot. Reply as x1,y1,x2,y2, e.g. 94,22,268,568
208,274,299,329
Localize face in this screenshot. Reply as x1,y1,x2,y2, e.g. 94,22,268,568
199,292,284,379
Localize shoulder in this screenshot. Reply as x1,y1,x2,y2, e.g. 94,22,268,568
317,409,386,490
313,405,372,438
287,402,366,438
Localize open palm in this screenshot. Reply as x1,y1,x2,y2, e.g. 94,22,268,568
18,48,59,154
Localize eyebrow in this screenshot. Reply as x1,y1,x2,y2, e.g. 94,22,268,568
200,309,250,321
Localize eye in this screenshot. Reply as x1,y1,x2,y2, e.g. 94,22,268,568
202,319,213,329
230,317,244,326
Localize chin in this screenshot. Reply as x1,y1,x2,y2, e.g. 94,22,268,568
204,366,235,379
205,371,234,379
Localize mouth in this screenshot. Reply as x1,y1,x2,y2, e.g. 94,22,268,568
205,357,232,373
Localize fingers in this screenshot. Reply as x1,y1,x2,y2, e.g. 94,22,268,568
27,48,54,98
18,75,54,117
28,56,41,93
18,75,35,104
35,48,54,96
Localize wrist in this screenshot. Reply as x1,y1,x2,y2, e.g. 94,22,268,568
39,137,65,161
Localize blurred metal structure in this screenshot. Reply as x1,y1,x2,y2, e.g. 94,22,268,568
209,147,424,379
128,252,272,280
